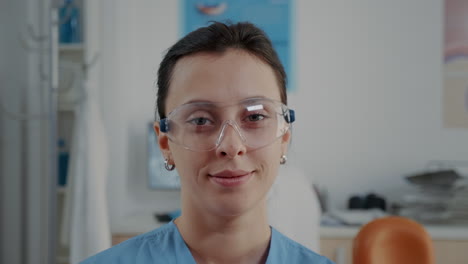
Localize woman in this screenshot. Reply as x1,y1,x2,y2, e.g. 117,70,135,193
81,22,334,264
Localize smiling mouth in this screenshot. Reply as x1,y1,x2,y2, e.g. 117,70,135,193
209,170,253,187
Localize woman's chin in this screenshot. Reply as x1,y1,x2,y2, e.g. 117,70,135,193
208,194,265,218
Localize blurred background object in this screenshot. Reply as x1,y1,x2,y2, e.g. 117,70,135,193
394,161,468,225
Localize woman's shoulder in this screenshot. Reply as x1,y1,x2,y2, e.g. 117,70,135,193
269,227,335,264
79,222,179,264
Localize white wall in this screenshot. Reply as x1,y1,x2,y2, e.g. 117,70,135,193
291,0,468,209
99,0,181,232
98,0,468,232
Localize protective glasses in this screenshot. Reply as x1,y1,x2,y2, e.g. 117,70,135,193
159,98,295,152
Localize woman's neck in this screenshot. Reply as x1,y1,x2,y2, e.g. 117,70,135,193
174,201,271,264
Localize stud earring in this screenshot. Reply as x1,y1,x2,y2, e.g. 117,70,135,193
164,159,175,171
280,155,287,165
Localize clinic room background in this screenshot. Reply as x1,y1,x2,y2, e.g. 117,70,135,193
2,0,468,264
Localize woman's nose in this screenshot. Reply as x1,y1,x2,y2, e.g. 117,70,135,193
215,121,247,158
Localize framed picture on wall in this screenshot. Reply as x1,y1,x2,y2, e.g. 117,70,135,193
444,0,468,129
180,0,296,91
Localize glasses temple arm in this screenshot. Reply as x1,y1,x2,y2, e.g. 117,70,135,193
159,118,169,132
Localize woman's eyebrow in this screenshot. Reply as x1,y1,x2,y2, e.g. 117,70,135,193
181,99,216,106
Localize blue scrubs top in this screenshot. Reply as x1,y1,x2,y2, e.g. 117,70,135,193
80,221,335,264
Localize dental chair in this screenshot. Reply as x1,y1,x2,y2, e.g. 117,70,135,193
268,165,321,252
353,216,434,264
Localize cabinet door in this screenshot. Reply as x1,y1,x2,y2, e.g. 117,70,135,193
321,238,468,264
320,238,353,264
434,240,468,264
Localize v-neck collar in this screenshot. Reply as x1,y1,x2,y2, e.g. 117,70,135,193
169,221,276,264
169,221,197,264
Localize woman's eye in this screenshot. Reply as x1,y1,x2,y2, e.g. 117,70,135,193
189,117,212,126
247,114,266,122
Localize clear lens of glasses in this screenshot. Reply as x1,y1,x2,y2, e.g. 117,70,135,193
159,98,295,152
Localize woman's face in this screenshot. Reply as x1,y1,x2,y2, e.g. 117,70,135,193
155,49,290,217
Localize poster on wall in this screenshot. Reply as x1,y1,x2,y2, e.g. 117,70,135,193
181,0,295,91
147,123,180,189
444,0,468,129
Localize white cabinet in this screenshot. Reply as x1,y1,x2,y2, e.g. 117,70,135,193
110,225,468,264
320,225,468,264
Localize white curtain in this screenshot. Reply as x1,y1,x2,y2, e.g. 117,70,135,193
66,82,111,263
61,1,111,263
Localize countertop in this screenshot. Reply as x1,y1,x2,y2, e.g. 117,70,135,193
320,224,468,240
112,211,468,241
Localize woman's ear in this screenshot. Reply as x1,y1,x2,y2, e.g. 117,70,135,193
281,130,291,153
154,121,171,157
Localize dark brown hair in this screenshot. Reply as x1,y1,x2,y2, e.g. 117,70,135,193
156,21,287,120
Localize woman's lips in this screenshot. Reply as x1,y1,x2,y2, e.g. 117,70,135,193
209,170,253,187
